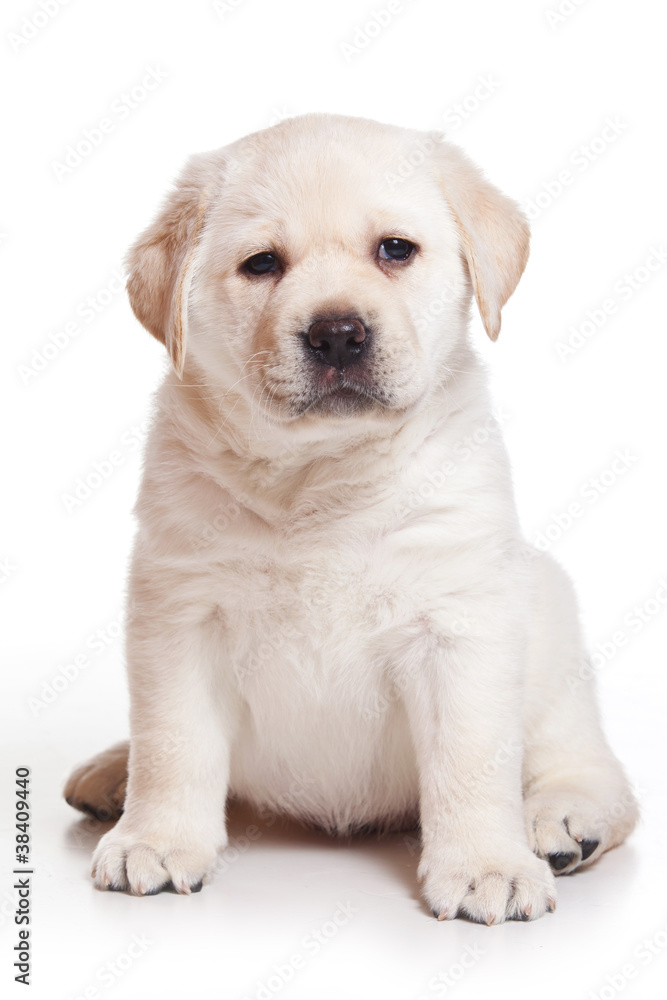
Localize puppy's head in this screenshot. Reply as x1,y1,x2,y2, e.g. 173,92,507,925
127,114,528,427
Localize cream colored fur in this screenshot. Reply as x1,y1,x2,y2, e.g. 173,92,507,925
65,114,637,924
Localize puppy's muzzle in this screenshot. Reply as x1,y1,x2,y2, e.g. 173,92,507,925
306,316,368,370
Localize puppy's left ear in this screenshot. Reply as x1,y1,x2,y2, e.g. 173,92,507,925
431,138,529,341
125,152,222,378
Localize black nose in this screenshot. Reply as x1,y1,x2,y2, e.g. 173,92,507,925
306,317,367,369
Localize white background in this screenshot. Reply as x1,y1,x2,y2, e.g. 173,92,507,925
2,0,666,998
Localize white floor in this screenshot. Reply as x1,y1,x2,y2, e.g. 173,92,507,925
2,682,665,1000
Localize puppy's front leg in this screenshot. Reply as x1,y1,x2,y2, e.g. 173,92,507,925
92,586,236,895
400,616,556,924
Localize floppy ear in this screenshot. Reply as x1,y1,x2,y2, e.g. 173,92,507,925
125,153,222,377
431,138,529,340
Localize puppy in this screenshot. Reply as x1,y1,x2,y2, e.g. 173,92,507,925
65,113,637,924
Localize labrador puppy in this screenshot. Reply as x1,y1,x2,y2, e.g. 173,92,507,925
65,113,637,924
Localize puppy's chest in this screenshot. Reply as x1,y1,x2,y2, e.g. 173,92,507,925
212,532,406,691
220,541,400,627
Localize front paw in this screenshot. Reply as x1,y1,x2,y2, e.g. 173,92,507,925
419,847,556,924
91,818,221,895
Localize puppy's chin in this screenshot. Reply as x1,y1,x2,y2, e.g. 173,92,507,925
299,386,381,418
252,372,395,421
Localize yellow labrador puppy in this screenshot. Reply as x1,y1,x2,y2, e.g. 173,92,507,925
65,114,637,923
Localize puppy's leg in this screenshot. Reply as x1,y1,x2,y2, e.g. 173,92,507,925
91,582,238,895
398,604,556,925
522,551,638,874
65,741,129,821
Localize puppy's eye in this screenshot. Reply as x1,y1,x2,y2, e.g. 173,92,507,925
243,252,279,275
378,238,415,262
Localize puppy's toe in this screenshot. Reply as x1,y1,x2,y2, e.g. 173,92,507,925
524,781,633,874
563,811,605,866
92,822,217,896
421,848,556,925
123,844,176,896
528,814,582,874
579,838,600,861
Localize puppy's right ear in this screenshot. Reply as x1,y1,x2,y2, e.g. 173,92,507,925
125,153,222,378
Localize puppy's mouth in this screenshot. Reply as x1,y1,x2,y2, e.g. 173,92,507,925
294,373,389,417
